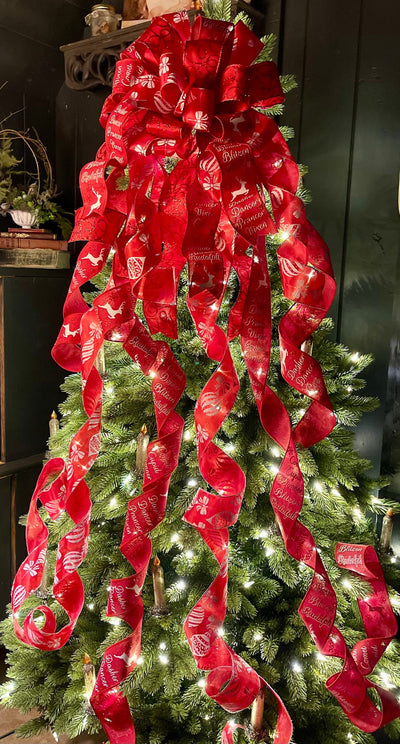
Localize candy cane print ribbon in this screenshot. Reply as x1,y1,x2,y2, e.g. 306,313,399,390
181,177,292,742
11,193,123,648
240,235,400,731
12,10,400,742
90,320,185,744
221,721,244,744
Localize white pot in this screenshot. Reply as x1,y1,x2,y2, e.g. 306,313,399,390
9,209,38,229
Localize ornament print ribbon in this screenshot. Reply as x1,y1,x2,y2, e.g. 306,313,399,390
239,234,400,729
12,10,400,743
91,323,185,743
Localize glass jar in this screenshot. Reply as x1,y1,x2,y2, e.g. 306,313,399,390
85,4,122,36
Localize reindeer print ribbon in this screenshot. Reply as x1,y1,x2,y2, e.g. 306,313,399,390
12,11,400,743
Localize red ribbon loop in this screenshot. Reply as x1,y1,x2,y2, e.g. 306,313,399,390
12,12,399,744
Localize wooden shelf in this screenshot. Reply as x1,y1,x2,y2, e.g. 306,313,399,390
59,4,265,91
60,11,196,91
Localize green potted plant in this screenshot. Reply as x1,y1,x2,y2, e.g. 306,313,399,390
0,128,72,239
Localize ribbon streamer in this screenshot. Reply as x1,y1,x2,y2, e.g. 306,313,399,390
12,11,400,743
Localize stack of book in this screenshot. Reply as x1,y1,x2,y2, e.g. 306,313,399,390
0,227,70,269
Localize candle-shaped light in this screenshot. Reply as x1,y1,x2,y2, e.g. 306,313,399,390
36,555,48,599
301,335,314,356
49,411,59,437
152,556,166,611
94,345,106,377
251,688,265,735
83,653,96,700
136,424,149,474
380,508,394,552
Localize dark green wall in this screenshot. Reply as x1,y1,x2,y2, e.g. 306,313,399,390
272,1,400,555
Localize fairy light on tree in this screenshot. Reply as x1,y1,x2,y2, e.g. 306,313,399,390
1,10,400,744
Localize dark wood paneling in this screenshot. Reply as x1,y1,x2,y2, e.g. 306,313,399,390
56,85,106,214
1,271,71,461
281,0,362,328
0,476,11,620
0,28,62,165
382,253,400,500
279,0,400,485
0,0,90,48
262,0,283,58
279,0,308,162
337,0,400,475
291,0,361,328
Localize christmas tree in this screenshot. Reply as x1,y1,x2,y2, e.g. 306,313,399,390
1,7,400,744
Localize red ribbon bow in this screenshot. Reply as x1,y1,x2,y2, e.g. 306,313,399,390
12,12,400,744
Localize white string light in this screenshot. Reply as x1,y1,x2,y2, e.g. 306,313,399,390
137,656,144,665
265,547,274,557
109,617,121,626
379,670,395,689
159,653,169,665
225,443,235,453
87,603,94,610
314,481,323,492
109,497,117,508
351,352,360,362
244,580,254,589
197,678,206,688
204,714,210,721
217,626,225,637
331,488,341,497
185,550,194,559
254,632,262,641
171,533,180,543
122,474,133,486
176,579,186,591
1,681,15,699
269,464,279,475
187,478,198,487
271,446,280,458
291,660,302,673
259,529,268,538
353,507,362,520
183,430,192,441
342,579,352,590
159,642,167,650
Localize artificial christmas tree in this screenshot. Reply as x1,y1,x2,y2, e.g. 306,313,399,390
1,7,400,744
